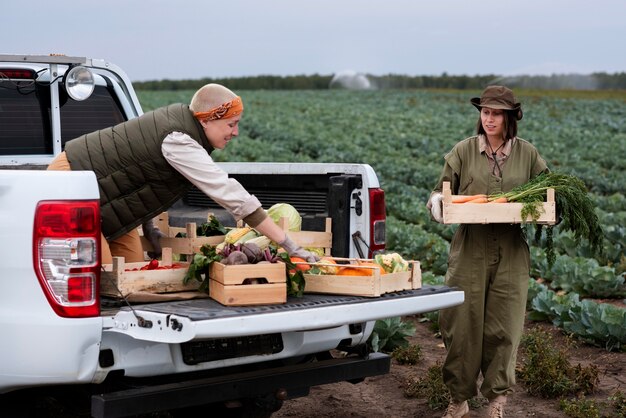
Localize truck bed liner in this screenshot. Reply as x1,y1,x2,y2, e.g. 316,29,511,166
104,286,454,321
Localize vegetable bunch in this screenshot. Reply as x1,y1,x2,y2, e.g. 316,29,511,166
489,172,604,266
297,253,411,277
220,242,280,265
183,242,306,297
183,244,222,291
196,215,228,237
374,253,410,273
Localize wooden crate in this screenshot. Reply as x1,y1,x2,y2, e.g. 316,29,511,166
141,212,224,256
208,262,287,306
235,216,333,256
442,181,556,225
302,258,422,297
101,248,195,298
281,217,333,256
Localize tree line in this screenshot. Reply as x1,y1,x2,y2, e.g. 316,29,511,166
133,72,626,91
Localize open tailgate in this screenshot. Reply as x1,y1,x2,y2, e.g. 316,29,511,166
103,286,464,343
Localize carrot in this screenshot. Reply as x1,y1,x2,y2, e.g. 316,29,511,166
338,267,371,276
357,261,386,275
289,257,311,271
466,196,489,203
451,194,487,203
338,262,385,276
488,197,508,203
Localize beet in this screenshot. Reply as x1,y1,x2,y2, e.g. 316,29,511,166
241,242,263,263
223,250,249,265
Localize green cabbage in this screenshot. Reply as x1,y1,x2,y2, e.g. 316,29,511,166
267,203,302,231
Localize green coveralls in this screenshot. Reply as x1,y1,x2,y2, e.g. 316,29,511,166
433,136,548,401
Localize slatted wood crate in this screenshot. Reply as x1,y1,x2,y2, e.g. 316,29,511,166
101,248,195,298
279,217,333,256
208,262,286,306
302,257,422,297
236,217,333,255
205,217,332,306
442,181,556,225
140,212,224,256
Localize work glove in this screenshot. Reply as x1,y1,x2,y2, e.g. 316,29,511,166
429,192,444,223
279,235,320,263
142,219,166,259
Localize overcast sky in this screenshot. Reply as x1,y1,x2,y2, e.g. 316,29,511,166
3,0,625,82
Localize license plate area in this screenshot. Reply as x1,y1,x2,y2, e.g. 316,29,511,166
180,333,284,365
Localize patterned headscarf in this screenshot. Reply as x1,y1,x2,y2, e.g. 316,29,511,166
193,96,243,121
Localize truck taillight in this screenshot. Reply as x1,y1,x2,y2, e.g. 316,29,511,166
368,188,386,257
33,201,101,318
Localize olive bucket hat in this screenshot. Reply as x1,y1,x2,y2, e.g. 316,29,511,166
471,85,523,120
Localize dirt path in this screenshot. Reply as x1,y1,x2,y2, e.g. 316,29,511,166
274,316,625,418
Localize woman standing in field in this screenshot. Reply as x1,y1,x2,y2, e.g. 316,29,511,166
427,86,549,418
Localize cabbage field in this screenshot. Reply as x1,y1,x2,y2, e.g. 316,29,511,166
138,89,626,351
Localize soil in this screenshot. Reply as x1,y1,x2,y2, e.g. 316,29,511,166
273,316,626,418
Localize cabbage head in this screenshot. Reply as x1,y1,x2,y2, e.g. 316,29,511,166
267,203,302,231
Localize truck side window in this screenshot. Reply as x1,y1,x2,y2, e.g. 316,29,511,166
0,82,50,155
60,86,126,148
0,84,126,155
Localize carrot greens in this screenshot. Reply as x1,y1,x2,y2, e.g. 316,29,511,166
488,172,604,266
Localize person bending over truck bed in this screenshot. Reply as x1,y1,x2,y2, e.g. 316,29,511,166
48,83,318,265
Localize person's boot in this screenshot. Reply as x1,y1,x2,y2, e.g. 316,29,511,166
487,395,506,418
442,400,469,418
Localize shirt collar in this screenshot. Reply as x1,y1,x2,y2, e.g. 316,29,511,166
478,134,515,157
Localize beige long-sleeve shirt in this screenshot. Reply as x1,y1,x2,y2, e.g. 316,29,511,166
161,131,266,226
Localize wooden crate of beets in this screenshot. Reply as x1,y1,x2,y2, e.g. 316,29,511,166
206,217,332,306
302,258,422,297
441,181,556,225
208,261,287,306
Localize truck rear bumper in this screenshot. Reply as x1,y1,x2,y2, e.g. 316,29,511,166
91,352,390,418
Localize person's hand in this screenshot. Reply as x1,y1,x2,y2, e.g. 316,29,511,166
142,220,166,259
279,236,320,263
429,192,444,223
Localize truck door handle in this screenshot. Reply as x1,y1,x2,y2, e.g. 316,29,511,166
352,192,362,216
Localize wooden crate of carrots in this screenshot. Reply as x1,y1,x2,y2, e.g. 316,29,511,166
442,181,556,225
298,257,422,297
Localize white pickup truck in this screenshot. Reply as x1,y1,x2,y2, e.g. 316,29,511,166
0,54,464,418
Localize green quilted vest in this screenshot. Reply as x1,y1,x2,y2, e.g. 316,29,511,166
65,103,213,240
